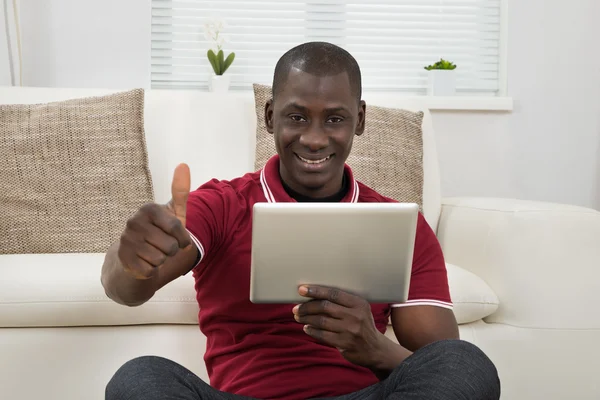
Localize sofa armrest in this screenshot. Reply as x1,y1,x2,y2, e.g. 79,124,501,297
436,197,600,330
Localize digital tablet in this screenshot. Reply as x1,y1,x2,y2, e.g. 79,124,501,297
249,202,418,304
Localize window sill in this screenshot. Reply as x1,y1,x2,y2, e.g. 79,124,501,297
416,96,513,111
359,93,514,112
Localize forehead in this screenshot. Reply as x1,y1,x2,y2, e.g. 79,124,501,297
275,68,354,108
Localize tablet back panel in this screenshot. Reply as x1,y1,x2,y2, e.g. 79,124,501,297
250,202,418,304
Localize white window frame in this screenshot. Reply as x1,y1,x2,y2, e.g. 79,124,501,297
151,0,512,111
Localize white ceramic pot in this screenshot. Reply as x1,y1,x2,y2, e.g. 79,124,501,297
209,74,231,93
427,70,456,96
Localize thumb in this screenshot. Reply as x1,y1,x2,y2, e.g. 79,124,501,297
170,163,191,226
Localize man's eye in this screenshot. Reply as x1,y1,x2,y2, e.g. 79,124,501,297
290,115,306,122
327,117,344,123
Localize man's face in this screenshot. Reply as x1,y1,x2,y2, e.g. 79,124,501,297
265,68,366,198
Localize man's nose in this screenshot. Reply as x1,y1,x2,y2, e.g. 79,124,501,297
298,125,329,151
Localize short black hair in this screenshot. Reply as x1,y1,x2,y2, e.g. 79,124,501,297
272,41,362,102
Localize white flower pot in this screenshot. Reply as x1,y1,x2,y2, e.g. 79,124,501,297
209,74,231,93
427,70,456,96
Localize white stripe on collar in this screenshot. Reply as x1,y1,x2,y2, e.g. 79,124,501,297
351,180,359,203
260,165,358,203
260,168,276,203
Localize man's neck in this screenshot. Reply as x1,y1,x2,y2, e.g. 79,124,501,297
280,174,348,202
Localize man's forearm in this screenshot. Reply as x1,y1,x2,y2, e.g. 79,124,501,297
371,335,413,381
101,242,158,306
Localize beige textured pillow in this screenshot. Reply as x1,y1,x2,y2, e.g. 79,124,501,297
0,89,154,254
253,83,424,206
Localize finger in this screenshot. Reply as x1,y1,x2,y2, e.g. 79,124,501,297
136,242,169,268
122,257,156,280
171,163,191,226
303,325,344,348
126,213,181,256
295,314,345,333
148,205,191,249
118,238,157,280
143,224,180,257
294,300,344,319
298,285,360,308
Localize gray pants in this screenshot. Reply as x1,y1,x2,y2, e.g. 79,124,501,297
105,340,500,400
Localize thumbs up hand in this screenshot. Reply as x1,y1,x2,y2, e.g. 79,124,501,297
118,163,193,280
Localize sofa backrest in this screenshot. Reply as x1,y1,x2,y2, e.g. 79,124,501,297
0,86,442,231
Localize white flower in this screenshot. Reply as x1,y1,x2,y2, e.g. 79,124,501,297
202,24,213,42
203,18,226,39
202,17,229,52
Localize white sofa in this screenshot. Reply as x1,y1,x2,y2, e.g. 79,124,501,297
1,87,599,400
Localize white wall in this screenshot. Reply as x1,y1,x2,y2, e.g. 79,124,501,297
596,137,600,210
433,0,600,210
7,0,600,210
18,0,150,89
0,2,8,85
0,0,15,86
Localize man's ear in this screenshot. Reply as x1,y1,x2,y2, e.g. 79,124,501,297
265,99,274,134
355,100,366,136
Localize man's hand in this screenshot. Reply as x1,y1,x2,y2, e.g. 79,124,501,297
117,163,193,280
292,285,411,373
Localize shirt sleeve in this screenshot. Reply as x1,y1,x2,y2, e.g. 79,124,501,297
185,179,240,273
391,212,453,310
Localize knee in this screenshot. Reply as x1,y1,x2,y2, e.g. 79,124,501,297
402,340,500,399
105,356,171,400
431,340,501,397
440,340,498,370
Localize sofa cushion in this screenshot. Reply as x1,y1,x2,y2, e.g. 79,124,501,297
446,263,499,324
0,253,198,327
0,254,496,327
0,89,154,254
252,84,425,208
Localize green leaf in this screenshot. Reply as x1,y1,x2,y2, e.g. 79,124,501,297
217,50,225,75
425,58,457,70
207,49,219,75
222,52,235,74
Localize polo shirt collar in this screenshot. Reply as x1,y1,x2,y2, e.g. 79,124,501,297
260,155,359,203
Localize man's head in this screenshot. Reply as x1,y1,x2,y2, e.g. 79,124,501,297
265,42,366,198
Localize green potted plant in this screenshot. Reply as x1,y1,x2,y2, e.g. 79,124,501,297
424,58,457,96
203,18,235,92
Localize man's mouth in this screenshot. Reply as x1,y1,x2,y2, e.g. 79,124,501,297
296,154,333,164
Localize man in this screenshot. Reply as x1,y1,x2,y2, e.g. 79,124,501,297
102,42,500,399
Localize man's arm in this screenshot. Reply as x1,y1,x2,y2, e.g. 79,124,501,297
101,163,238,307
391,305,459,351
387,211,459,352
293,288,458,381
363,306,457,380
295,211,459,380
101,239,198,306
101,163,199,307
293,286,413,380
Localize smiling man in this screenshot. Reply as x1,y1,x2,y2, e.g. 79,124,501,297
102,42,500,400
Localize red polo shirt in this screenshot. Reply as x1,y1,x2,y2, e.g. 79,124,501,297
186,155,452,400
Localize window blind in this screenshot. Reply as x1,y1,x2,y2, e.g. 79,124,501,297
151,0,503,95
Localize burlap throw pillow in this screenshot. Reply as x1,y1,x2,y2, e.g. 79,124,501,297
252,83,424,207
0,89,154,254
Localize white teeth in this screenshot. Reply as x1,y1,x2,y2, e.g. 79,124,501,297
298,155,330,164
